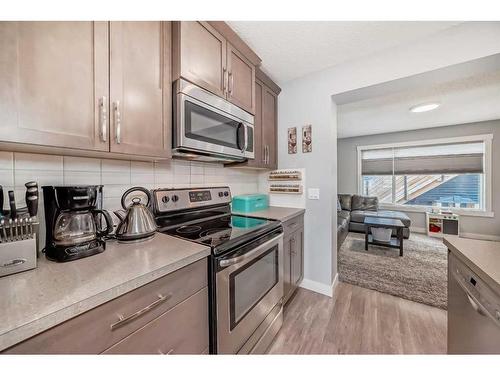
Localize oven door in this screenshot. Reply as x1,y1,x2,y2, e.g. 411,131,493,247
175,82,254,160
216,232,283,354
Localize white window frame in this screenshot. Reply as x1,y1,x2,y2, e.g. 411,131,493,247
356,134,493,218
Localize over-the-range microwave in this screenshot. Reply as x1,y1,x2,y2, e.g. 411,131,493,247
173,79,255,163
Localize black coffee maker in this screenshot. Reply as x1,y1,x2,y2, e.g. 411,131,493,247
42,186,113,262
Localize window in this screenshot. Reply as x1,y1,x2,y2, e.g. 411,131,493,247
358,135,492,213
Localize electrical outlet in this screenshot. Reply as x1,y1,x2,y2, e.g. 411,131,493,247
307,188,320,200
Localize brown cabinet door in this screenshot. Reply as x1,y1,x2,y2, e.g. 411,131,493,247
227,43,255,114
283,234,292,302
103,287,209,354
245,79,263,167
173,21,227,98
109,21,171,158
291,228,304,287
0,21,108,151
262,86,278,169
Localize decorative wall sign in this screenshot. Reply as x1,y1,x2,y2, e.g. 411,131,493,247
302,125,312,153
288,127,297,154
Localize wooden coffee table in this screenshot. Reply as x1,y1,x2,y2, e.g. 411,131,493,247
364,216,405,256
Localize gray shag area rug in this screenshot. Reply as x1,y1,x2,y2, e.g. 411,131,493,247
338,232,447,309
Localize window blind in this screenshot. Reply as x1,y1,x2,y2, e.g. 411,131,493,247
361,141,484,175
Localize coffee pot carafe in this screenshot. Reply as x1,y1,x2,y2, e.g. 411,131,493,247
42,186,113,262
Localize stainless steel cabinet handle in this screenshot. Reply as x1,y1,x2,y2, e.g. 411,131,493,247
228,72,233,96
223,67,227,94
290,237,296,255
265,145,269,165
99,96,107,142
110,293,172,330
114,101,121,144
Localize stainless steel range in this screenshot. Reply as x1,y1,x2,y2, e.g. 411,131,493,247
152,186,284,354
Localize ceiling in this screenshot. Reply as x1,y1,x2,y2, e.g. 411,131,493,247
228,21,461,84
337,63,500,138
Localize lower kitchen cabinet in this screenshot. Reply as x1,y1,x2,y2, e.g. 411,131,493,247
103,287,208,354
3,258,208,354
282,214,304,304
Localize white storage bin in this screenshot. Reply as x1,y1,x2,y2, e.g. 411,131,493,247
371,227,392,242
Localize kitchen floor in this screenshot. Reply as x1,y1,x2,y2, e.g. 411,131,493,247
268,282,447,354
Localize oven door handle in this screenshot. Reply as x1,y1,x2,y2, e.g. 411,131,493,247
219,233,283,268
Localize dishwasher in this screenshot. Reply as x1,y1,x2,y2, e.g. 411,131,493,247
448,252,500,354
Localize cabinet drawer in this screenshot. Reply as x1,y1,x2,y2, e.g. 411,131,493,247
103,287,209,354
5,258,207,354
283,214,304,236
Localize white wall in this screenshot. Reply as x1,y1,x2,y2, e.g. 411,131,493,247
277,22,500,294
278,84,338,290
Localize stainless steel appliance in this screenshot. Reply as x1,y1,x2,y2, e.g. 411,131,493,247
42,186,113,262
173,79,254,163
448,252,500,353
114,187,157,242
152,186,283,354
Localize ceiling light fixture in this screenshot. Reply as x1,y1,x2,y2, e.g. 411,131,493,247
409,102,440,113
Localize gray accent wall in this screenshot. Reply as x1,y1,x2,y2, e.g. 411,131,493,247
337,120,500,238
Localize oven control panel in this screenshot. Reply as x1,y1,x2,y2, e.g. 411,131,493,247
153,187,231,213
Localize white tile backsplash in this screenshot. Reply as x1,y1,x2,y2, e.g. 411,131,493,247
0,151,13,170
0,152,262,216
14,153,63,171
63,156,101,172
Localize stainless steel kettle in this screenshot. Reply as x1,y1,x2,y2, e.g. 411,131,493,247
114,187,157,242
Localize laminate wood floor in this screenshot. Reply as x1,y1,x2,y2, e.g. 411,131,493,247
268,282,447,354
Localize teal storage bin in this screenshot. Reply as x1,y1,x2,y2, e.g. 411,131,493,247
232,194,269,213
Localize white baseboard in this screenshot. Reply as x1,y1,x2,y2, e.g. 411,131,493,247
299,273,338,298
410,226,500,241
411,226,427,234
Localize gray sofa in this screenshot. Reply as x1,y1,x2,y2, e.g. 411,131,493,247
337,194,411,249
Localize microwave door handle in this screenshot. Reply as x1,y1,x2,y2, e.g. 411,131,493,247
235,122,243,151
243,124,248,152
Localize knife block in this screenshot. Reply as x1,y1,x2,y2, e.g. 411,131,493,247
0,237,37,277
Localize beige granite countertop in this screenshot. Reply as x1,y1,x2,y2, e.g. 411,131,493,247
444,235,500,293
232,206,305,222
0,233,210,351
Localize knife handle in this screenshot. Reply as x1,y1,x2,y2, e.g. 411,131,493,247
25,181,39,217
27,196,38,218
8,190,16,218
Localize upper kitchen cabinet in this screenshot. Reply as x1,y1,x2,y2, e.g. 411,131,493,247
228,68,280,169
0,21,171,160
0,21,109,152
262,85,278,170
227,43,256,114
172,21,227,98
109,21,171,158
172,21,260,115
